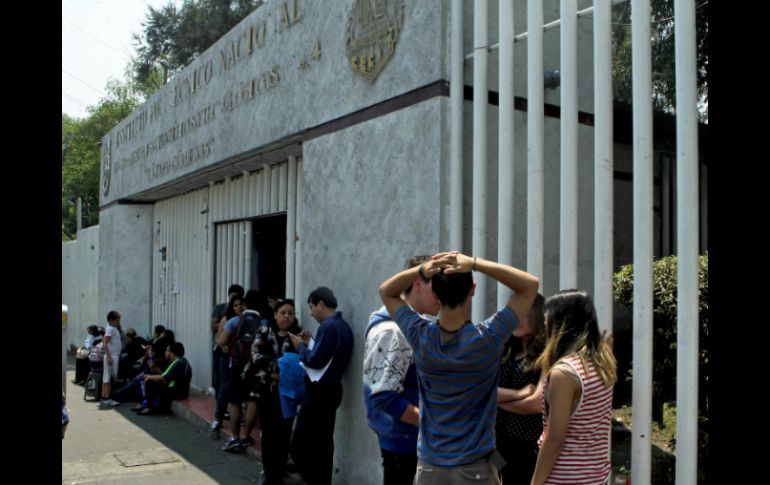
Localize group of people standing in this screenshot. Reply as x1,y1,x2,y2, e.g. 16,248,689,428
365,251,617,485
75,249,615,485
209,285,353,485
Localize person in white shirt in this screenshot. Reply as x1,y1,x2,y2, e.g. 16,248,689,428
99,311,123,407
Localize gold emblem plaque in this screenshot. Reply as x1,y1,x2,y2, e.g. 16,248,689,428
345,0,405,82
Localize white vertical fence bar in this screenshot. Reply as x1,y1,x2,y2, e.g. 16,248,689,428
226,222,234,289
262,165,271,215
255,171,263,216
472,0,488,323
216,224,224,302
244,221,252,291
242,171,250,219
295,159,304,320
675,0,700,482
286,156,297,299
699,164,707,252
271,163,280,212
207,183,216,312
279,162,288,211
247,170,256,215
497,0,514,309
228,176,236,218
631,0,654,482
594,0,613,334
559,0,578,290
450,0,463,251
526,0,544,283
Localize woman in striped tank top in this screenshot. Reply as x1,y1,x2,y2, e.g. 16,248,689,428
531,290,617,485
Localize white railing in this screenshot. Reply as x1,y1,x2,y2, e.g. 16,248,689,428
453,1,701,483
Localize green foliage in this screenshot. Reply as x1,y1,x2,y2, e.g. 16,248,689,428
133,0,264,91
61,82,139,240
612,0,709,122
613,252,708,482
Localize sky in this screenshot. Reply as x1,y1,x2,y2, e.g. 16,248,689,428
62,0,178,119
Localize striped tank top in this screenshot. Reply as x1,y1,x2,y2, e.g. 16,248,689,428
539,354,613,485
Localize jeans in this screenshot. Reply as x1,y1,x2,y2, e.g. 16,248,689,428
215,355,231,421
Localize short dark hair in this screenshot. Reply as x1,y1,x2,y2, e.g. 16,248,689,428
154,325,166,336
431,271,473,308
307,287,338,309
125,328,137,338
228,284,245,297
404,255,432,295
168,341,185,357
107,310,120,322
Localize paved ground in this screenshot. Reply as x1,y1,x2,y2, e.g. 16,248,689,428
62,358,269,485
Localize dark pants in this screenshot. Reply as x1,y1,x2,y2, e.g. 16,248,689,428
113,374,144,403
381,449,417,485
212,346,222,389
290,379,343,485
215,356,232,421
257,391,295,484
496,439,539,485
143,379,172,413
75,357,90,383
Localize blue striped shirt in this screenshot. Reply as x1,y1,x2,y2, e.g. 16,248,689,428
394,305,519,466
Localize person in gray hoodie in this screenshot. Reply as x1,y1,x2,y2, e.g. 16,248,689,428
363,255,440,485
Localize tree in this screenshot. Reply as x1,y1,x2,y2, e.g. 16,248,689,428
612,0,708,122
132,0,264,92
61,81,140,240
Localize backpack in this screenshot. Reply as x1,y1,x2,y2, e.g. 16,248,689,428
89,342,105,363
229,313,262,371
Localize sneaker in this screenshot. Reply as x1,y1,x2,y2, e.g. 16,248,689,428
240,436,254,448
99,399,119,408
222,437,242,452
210,420,221,440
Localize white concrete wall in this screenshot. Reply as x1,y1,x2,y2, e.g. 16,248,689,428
62,226,100,350
99,205,155,338
299,96,447,484
101,0,449,205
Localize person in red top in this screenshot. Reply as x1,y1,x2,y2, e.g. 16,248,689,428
531,290,617,485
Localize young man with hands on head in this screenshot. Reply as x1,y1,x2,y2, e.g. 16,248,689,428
379,251,539,485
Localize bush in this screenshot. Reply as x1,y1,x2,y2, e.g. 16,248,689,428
613,252,708,482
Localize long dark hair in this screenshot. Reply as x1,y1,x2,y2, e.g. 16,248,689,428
225,294,245,320
501,293,546,374
536,290,617,386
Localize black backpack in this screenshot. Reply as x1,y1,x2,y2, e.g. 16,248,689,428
229,313,262,371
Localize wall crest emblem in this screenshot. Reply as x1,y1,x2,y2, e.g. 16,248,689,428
102,137,112,197
345,0,405,82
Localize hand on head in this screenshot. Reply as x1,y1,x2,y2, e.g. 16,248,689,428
429,251,473,274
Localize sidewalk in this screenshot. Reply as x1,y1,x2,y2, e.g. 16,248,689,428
171,390,263,458
63,354,303,484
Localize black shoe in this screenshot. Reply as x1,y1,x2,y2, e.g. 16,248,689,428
240,436,254,448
